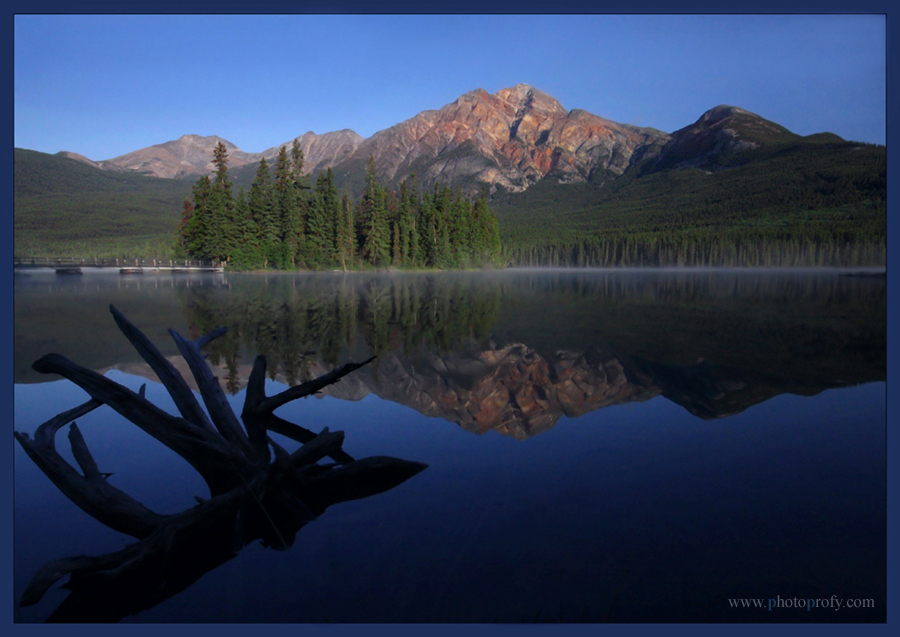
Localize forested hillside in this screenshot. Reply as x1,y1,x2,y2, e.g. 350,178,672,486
492,139,886,267
14,149,192,257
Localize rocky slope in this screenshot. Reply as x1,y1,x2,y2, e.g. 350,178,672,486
65,130,364,180
331,84,670,194
260,129,363,173
65,135,257,179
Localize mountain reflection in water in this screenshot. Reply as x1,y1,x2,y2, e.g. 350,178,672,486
15,269,884,438
13,268,886,622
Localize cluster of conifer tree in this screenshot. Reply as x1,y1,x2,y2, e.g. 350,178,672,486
177,141,502,270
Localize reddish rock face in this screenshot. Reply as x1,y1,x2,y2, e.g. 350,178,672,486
347,83,671,193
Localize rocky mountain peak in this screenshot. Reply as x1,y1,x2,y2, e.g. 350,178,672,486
495,83,568,117
335,83,671,195
687,104,795,142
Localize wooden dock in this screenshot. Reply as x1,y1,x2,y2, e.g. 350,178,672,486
14,257,224,274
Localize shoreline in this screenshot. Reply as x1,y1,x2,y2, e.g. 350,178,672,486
14,264,887,276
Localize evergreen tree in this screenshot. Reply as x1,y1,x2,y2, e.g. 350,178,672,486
209,141,242,262
187,175,213,259
418,192,437,267
389,191,401,267
248,157,277,267
233,188,260,266
446,187,471,267
431,185,452,268
472,193,501,266
176,197,194,257
359,156,390,266
289,140,311,267
307,169,340,266
404,176,421,266
396,180,415,267
273,145,298,268
336,192,355,271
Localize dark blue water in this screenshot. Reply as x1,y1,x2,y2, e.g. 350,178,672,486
13,269,886,622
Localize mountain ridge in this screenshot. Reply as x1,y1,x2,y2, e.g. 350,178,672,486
55,84,821,196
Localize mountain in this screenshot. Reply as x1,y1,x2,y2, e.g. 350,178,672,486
13,148,193,255
643,104,803,172
68,130,365,180
327,84,671,195
262,129,363,173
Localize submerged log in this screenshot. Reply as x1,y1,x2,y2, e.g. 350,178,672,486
15,305,428,622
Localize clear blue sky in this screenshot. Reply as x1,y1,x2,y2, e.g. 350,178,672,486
14,13,886,160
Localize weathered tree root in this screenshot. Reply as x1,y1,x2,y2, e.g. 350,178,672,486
15,305,427,622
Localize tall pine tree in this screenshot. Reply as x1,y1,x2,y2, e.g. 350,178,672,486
358,156,390,266
248,157,276,267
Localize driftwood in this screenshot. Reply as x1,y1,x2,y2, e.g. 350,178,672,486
14,305,427,622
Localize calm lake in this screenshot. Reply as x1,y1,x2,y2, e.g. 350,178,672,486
13,268,886,623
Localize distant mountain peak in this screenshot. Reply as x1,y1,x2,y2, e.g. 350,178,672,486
645,104,802,172
687,104,796,140
699,104,747,121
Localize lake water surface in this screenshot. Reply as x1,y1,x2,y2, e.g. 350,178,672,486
13,268,886,622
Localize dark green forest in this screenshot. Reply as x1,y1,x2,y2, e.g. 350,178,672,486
177,142,503,271
493,140,886,267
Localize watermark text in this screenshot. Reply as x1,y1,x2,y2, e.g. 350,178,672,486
728,595,875,612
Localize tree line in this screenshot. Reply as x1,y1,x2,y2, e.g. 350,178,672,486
177,141,502,270
503,229,886,268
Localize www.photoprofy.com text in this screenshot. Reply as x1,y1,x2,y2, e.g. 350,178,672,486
728,596,875,612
